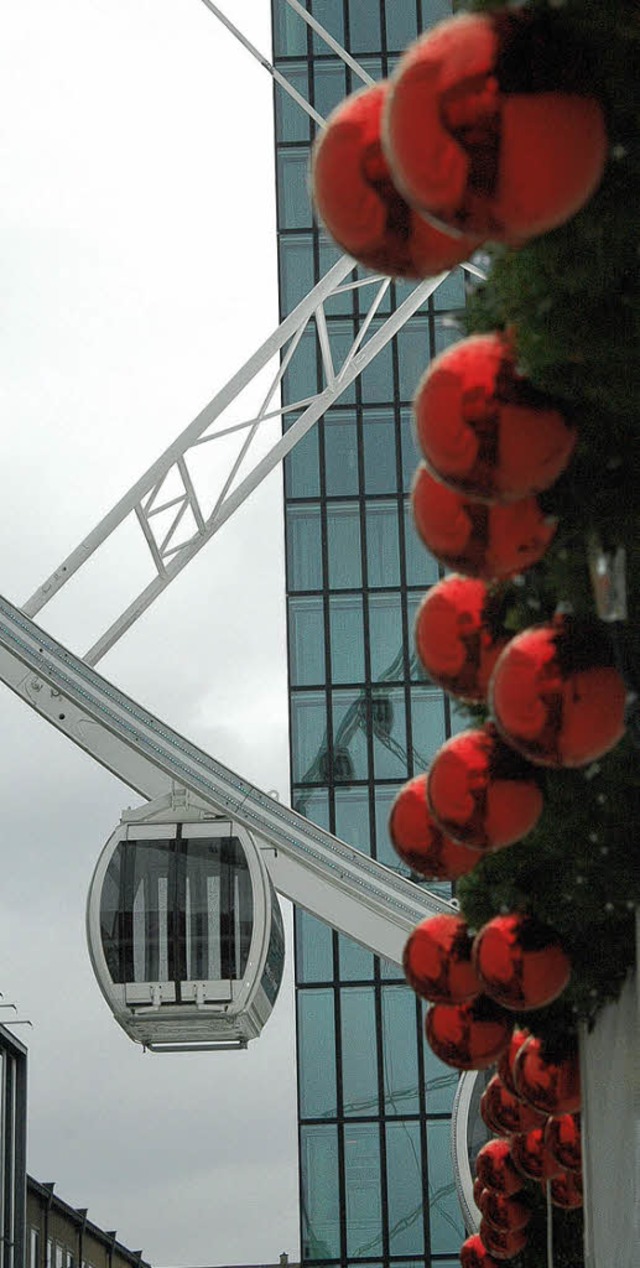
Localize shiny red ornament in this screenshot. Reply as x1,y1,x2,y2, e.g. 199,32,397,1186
460,1234,501,1268
545,1113,582,1173
514,1037,581,1115
472,914,572,1010
482,1074,546,1137
414,334,576,502
479,1219,528,1261
389,774,479,879
549,1170,583,1209
412,465,556,580
475,1139,523,1197
426,725,543,851
382,12,607,243
473,1177,486,1210
478,1188,532,1234
510,1127,563,1182
403,914,481,1003
425,996,512,1070
311,81,480,279
490,618,627,768
414,575,510,702
497,1027,530,1096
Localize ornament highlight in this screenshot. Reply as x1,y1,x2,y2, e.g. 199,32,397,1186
382,13,607,242
425,996,513,1070
481,1074,546,1136
479,1218,528,1261
389,774,479,879
510,1127,563,1182
414,334,576,502
497,1027,530,1095
403,914,481,1003
472,914,572,1010
412,465,557,580
544,1113,582,1174
475,1139,523,1197
414,575,510,702
426,725,543,851
514,1037,581,1115
311,81,480,278
478,1188,532,1233
490,617,627,768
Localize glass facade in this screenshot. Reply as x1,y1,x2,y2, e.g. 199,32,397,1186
272,4,467,1265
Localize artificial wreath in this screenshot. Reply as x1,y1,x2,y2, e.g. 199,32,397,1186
310,1,639,1264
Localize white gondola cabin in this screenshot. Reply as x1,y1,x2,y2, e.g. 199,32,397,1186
86,801,284,1051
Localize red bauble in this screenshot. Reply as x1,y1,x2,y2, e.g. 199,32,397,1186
514,1037,581,1115
414,575,510,702
497,1028,530,1096
482,1074,546,1136
460,1234,501,1268
414,334,576,502
475,1139,523,1197
549,1170,583,1209
425,996,512,1070
389,774,479,879
472,914,571,1011
544,1113,582,1174
490,618,627,768
382,13,607,242
412,465,556,580
426,725,543,851
479,1219,528,1261
311,81,480,278
403,914,481,1003
479,1188,532,1233
473,1177,486,1210
510,1127,563,1182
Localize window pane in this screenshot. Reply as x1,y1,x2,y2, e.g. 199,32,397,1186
386,1122,425,1255
372,687,408,780
299,989,337,1118
400,406,420,492
320,239,355,316
283,326,318,406
348,0,382,53
397,316,430,400
327,505,362,590
374,783,407,871
287,505,323,590
285,426,320,498
324,413,359,496
385,0,419,50
274,4,307,56
327,321,357,402
301,1125,341,1261
296,909,334,984
289,596,326,686
360,333,393,404
344,1122,383,1257
433,266,466,312
363,410,398,494
368,592,404,682
311,0,345,52
330,594,365,684
435,317,463,357
339,932,374,982
366,501,400,588
335,785,371,853
332,689,369,781
313,59,347,120
280,235,315,313
423,1028,459,1114
404,500,440,586
381,986,420,1116
426,1120,466,1254
294,786,330,829
342,989,378,1117
411,686,446,769
277,149,313,229
275,65,311,142
421,0,454,34
406,591,429,682
292,691,328,782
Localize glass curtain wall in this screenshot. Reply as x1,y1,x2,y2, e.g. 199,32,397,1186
272,4,466,1266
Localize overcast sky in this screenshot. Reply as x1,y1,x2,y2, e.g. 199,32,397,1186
0,3,301,1264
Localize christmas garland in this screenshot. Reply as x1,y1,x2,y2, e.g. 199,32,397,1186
309,2,639,1264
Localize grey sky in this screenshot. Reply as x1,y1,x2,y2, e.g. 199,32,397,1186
0,3,300,1264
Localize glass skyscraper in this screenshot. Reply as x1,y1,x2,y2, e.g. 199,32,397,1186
271,3,467,1265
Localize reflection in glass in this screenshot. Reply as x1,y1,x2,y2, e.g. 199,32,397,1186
426,1120,466,1253
341,988,378,1117
330,594,365,684
332,690,369,781
292,692,328,783
372,688,408,780
374,783,406,871
344,1122,383,1257
411,687,446,770
366,501,400,588
299,990,338,1118
301,1125,341,1261
386,1121,425,1255
368,594,404,682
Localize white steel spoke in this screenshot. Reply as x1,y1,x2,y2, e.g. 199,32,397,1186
283,0,374,85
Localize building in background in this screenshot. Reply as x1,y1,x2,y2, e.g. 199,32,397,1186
271,3,467,1266
27,1180,153,1268
0,1025,27,1268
